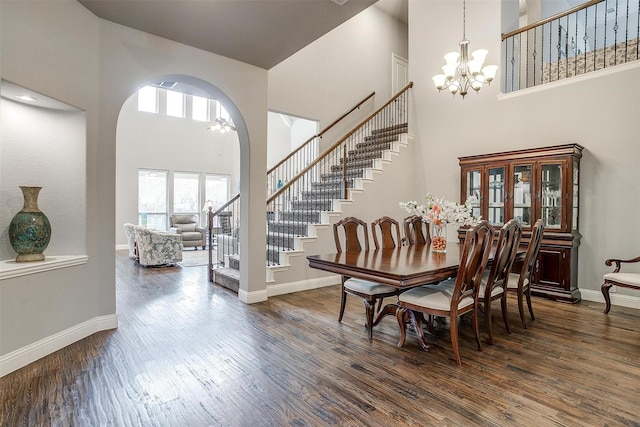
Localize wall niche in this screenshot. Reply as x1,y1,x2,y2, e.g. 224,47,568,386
0,80,87,270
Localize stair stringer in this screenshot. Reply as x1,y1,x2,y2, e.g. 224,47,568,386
266,133,415,296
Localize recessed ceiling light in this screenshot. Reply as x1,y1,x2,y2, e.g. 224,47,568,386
16,95,38,102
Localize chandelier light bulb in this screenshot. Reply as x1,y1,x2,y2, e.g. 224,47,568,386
444,52,460,65
471,49,488,63
432,74,447,90
467,60,482,75
482,64,499,82
442,64,457,78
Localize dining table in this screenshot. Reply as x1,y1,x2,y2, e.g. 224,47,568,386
307,243,464,289
307,243,468,329
307,242,524,334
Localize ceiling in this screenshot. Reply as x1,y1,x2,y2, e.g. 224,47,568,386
78,0,407,70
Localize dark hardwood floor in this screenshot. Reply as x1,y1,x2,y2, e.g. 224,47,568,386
1,250,639,426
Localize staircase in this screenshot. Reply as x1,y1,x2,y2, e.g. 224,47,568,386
209,82,413,293
212,123,409,293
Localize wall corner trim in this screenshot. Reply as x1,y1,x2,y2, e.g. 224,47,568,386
0,314,118,378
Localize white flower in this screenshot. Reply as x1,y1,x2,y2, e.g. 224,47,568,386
400,193,479,226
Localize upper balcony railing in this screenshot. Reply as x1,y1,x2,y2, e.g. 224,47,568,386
502,0,639,93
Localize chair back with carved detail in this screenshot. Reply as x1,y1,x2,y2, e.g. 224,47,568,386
371,216,402,249
403,215,430,246
480,219,523,344
507,218,544,328
520,219,544,287
484,219,523,300
333,217,369,253
454,220,495,304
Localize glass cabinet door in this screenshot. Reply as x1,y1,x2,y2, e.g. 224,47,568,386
512,164,533,227
488,167,505,225
465,169,482,220
541,163,562,229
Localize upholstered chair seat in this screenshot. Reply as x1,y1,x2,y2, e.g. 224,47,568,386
399,280,474,312
507,273,528,290
603,272,640,287
344,278,397,296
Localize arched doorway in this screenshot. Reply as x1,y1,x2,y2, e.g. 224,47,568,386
115,75,245,291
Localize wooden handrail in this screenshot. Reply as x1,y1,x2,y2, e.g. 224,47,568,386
208,193,240,220
502,0,602,40
266,82,413,205
267,91,375,175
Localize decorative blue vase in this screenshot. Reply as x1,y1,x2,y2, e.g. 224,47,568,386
8,186,51,262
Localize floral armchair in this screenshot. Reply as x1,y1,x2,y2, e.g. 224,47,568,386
133,227,183,267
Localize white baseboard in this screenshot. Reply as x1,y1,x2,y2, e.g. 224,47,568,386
580,288,640,310
239,288,268,304
0,314,118,378
267,275,340,297
115,244,128,251
239,276,339,303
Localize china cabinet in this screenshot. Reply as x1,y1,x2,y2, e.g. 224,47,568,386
459,144,583,303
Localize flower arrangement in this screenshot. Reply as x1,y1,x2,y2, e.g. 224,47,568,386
400,193,479,252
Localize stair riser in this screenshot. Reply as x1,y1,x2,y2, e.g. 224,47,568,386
331,160,373,172
339,152,383,164
311,181,354,191
279,212,321,222
356,140,394,151
301,190,343,200
370,124,408,136
345,149,385,161
213,269,240,293
268,223,308,235
266,234,295,248
291,200,333,211
321,169,364,181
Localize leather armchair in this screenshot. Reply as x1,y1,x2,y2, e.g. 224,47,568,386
169,214,206,250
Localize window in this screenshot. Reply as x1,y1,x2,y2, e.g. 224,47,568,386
166,90,185,118
205,174,230,210
192,95,209,122
138,170,167,229
137,86,158,113
213,100,231,121
173,172,199,213
205,174,230,228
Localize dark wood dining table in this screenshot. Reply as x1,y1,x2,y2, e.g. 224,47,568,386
307,243,464,334
307,243,464,289
307,242,524,333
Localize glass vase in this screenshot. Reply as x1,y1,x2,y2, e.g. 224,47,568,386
430,222,447,253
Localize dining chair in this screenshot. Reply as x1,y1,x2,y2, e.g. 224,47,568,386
403,215,431,246
396,220,495,365
478,219,523,345
334,216,400,339
507,219,544,329
371,216,402,249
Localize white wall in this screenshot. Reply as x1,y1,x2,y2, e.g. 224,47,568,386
409,0,640,300
115,91,240,245
0,0,268,373
268,5,408,136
